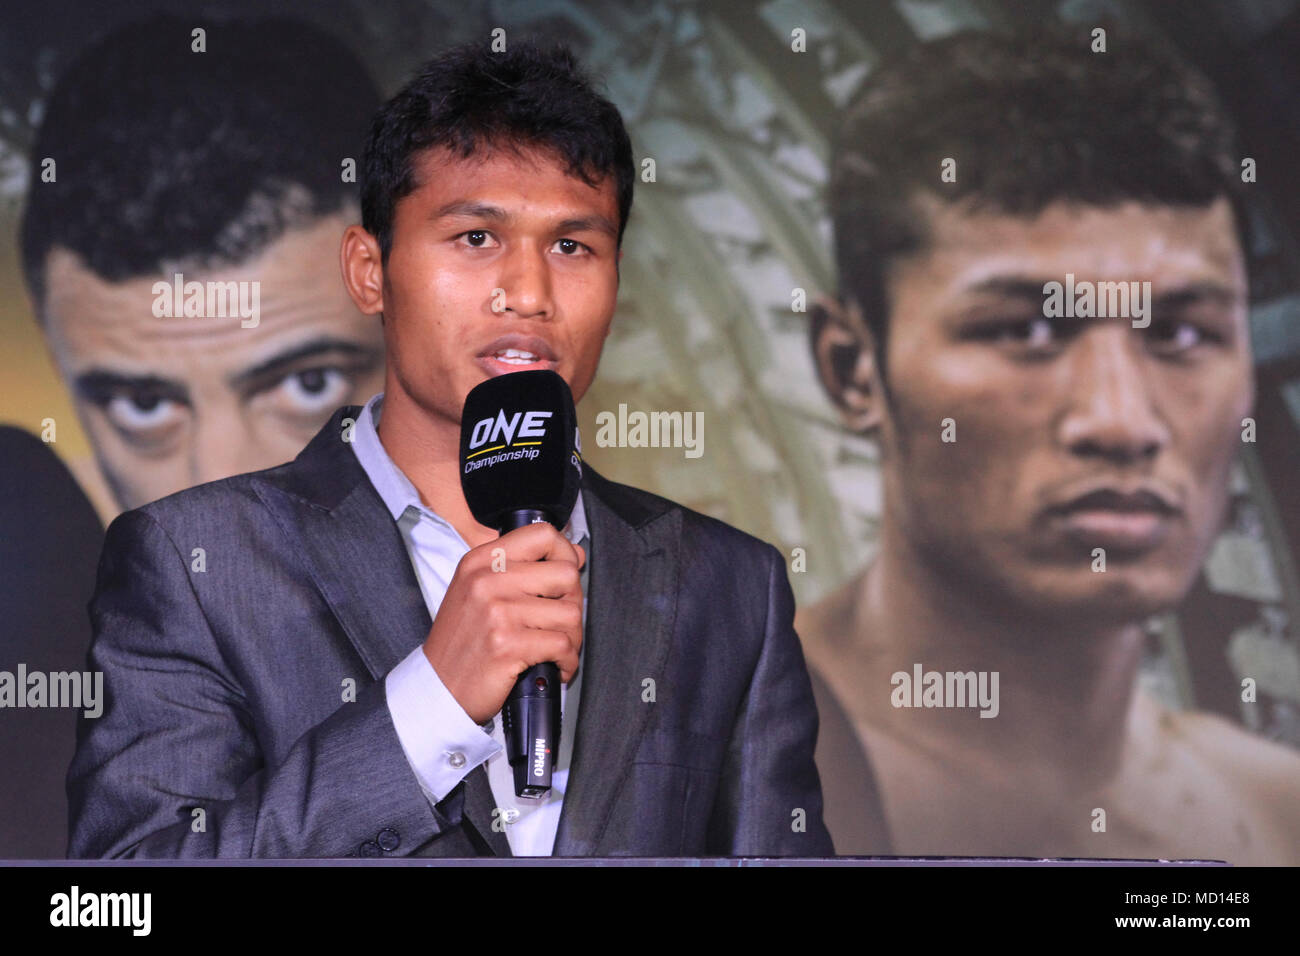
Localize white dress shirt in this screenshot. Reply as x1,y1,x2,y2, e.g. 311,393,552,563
349,393,588,856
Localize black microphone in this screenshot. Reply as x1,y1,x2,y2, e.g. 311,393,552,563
459,369,582,798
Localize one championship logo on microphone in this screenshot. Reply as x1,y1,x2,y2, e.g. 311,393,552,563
464,409,552,472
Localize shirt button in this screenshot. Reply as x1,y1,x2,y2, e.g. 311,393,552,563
358,841,382,857
376,828,400,852
448,751,466,769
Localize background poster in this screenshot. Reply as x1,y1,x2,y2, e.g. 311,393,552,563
2,0,1298,859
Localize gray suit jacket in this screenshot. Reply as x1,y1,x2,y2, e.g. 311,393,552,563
68,406,832,858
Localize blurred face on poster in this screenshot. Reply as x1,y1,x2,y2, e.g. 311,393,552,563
38,217,385,512
810,26,1257,629
19,16,385,514
817,194,1253,624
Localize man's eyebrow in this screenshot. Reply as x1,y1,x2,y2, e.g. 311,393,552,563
964,278,1054,301
73,370,189,403
554,215,619,240
230,338,381,390
1151,281,1242,310
961,278,1050,304
432,200,509,223
963,277,1243,309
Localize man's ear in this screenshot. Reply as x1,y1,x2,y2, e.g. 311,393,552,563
340,225,385,316
810,294,885,434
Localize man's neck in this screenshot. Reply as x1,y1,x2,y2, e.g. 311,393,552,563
374,386,499,549
855,516,1148,785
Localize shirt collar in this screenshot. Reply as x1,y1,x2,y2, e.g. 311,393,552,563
350,392,589,545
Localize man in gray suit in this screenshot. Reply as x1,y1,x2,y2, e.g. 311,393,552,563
68,40,832,859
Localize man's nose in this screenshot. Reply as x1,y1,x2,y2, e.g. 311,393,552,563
1057,328,1170,464
497,242,554,320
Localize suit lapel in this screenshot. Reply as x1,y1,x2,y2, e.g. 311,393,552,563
251,406,510,856
552,469,681,855
251,407,429,680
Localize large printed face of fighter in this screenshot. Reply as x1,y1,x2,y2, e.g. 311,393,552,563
39,213,386,512
821,196,1253,624
367,144,621,428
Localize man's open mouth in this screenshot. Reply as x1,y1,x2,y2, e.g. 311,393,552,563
492,348,543,366
477,335,559,376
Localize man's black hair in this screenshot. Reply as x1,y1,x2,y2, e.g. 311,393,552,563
828,25,1249,379
361,40,634,263
20,15,381,311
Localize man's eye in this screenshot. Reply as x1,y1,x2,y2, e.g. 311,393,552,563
458,230,497,248
553,238,588,256
1146,319,1215,354
273,367,351,414
102,393,184,433
971,317,1061,350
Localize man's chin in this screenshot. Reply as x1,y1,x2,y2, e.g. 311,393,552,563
1013,569,1190,629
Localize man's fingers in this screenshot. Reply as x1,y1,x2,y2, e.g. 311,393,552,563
489,522,582,566
481,560,580,600
512,595,584,644
510,630,581,683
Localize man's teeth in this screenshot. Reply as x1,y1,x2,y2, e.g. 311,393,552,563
493,349,540,365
